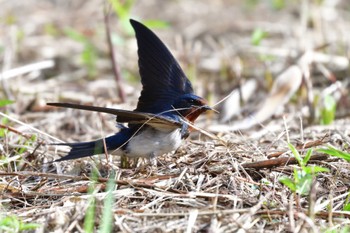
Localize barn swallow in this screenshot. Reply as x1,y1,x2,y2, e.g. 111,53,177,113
48,19,211,162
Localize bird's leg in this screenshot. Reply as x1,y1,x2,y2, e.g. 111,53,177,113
120,154,131,168
130,153,157,175
149,153,157,167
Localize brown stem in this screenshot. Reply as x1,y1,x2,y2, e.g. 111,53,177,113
104,5,126,103
242,154,328,170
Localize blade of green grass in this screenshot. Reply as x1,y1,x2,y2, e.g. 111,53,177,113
318,146,350,162
0,99,14,107
99,171,116,233
84,168,100,233
303,148,313,164
288,143,303,167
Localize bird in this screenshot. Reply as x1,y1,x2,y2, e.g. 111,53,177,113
48,19,212,162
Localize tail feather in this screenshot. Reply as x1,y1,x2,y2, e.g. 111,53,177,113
53,129,133,162
53,140,105,162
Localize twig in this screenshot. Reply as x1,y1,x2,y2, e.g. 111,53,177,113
0,60,54,80
242,154,328,170
131,209,350,219
104,4,126,103
0,124,34,140
0,111,63,143
0,171,176,191
267,135,329,158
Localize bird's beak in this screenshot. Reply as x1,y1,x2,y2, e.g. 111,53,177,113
202,105,218,113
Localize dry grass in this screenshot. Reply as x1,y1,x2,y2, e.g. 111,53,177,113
1,0,350,232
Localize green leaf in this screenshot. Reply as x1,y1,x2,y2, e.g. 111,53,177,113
0,117,9,137
251,28,268,46
109,0,134,20
320,94,336,125
99,171,116,233
295,173,312,195
64,28,98,77
143,20,169,29
303,166,329,174
0,215,40,231
19,222,41,230
340,226,350,233
64,28,87,43
270,0,285,10
293,168,300,182
303,148,313,165
343,203,350,211
279,177,296,192
84,168,99,233
318,146,350,162
0,100,14,107
288,143,303,167
120,18,135,35
81,44,98,77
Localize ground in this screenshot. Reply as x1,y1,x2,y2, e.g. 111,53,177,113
1,0,350,232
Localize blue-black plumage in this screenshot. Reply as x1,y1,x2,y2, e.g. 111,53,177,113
48,19,211,162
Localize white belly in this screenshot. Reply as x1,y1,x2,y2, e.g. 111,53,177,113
124,127,182,158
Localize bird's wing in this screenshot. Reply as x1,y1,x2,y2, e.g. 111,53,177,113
130,19,194,114
47,102,182,129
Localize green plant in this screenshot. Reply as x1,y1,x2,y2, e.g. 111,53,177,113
99,170,116,233
320,94,336,125
279,143,329,195
64,28,98,78
318,146,350,162
251,28,276,63
251,28,268,46
83,168,100,233
0,117,10,138
83,169,116,233
0,100,14,107
0,215,40,232
343,192,350,211
108,0,168,35
270,0,285,10
14,134,37,156
108,0,135,34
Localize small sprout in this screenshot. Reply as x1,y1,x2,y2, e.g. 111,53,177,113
0,215,40,232
279,143,329,195
320,94,336,125
251,28,268,46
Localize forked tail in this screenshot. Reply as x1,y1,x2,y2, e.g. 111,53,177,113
52,129,133,162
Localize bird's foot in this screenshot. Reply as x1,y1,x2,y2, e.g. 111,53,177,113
120,155,135,168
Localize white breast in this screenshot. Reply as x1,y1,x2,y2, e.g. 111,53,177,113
124,127,182,158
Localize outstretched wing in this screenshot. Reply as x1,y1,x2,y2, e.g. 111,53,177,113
47,102,181,129
130,19,194,114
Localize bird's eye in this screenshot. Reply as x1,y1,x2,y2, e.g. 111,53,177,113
188,99,201,106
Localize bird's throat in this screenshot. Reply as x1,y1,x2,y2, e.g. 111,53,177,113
185,107,207,123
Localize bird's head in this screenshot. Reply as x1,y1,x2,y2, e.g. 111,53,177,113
172,94,212,122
